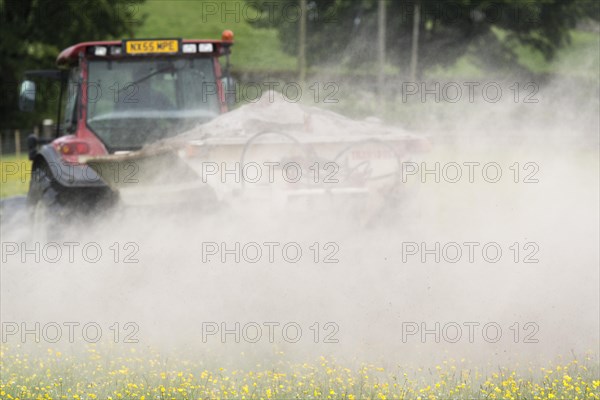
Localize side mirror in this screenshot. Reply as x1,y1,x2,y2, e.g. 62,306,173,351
19,80,36,112
220,76,237,108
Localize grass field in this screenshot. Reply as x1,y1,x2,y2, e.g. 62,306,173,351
1,344,598,400
135,0,296,71
0,153,30,199
428,28,599,81
134,1,599,80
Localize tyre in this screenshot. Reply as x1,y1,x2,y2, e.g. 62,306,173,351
27,163,117,241
27,163,73,241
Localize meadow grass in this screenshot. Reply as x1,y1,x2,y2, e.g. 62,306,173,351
1,344,598,399
0,153,30,199
134,0,296,72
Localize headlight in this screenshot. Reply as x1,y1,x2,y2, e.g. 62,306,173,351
94,46,108,56
182,43,197,53
198,43,214,53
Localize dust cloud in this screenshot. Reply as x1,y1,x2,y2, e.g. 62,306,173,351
1,63,598,375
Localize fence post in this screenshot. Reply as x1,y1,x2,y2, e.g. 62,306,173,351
15,129,21,156
43,119,54,139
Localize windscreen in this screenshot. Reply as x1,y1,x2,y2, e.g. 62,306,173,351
87,57,220,151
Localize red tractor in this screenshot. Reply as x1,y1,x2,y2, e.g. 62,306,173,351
19,32,235,228
20,31,429,233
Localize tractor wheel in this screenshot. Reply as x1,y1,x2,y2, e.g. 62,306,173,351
27,163,72,241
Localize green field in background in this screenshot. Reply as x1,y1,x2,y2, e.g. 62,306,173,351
0,154,30,198
135,1,598,79
135,0,296,71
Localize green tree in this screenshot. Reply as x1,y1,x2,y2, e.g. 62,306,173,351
0,0,146,130
245,0,599,74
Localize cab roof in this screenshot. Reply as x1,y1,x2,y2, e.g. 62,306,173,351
57,39,233,67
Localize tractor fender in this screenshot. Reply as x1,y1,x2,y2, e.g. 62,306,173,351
33,144,107,188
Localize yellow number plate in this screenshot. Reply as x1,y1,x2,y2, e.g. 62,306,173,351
125,40,179,54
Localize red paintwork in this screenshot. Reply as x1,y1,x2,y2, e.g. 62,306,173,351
53,37,233,162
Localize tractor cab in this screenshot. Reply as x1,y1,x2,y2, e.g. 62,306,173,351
19,32,235,235
19,32,234,164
